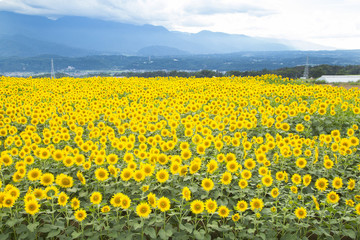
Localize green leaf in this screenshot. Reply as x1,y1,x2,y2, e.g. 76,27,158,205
343,229,356,239
165,224,173,237
48,229,61,238
18,232,29,239
71,231,83,239
159,229,169,240
144,227,156,238
133,221,143,230
27,222,40,232
194,230,205,240
280,233,297,240
6,219,18,227
39,225,52,233
0,234,9,239
180,223,193,233
259,233,266,240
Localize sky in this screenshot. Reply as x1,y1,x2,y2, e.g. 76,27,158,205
1,0,360,50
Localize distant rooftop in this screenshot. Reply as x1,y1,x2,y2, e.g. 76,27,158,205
317,75,360,83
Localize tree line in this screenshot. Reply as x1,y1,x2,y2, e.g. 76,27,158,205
113,65,360,79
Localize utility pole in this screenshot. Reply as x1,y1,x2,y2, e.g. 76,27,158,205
303,56,309,79
51,58,55,79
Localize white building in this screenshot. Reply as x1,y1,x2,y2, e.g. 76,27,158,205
317,75,360,83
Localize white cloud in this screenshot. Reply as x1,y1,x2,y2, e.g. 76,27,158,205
0,0,359,49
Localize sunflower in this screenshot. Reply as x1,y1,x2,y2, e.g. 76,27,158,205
156,169,169,183
189,162,200,174
291,174,302,185
294,207,307,219
196,144,206,155
270,188,279,198
74,209,87,222
276,171,285,181
101,205,111,213
205,199,217,214
8,187,20,199
348,178,355,190
90,192,102,205
218,206,230,218
147,192,157,208
232,213,240,222
250,198,264,211
77,171,86,185
303,174,312,187
355,203,360,215
71,197,80,210
157,154,168,165
220,172,232,185
181,149,192,160
106,154,118,165
205,160,218,174
291,186,298,194
261,175,273,187
83,161,91,170
1,155,13,166
190,200,204,215
238,179,248,189
120,168,133,181
63,156,74,167
346,199,354,207
55,174,74,188
296,158,307,168
45,186,59,199
179,165,188,177
241,170,252,180
157,197,171,212
110,193,124,208
226,161,239,173
58,192,69,207
201,178,214,192
315,178,328,191
28,168,42,181
327,191,340,204
182,187,191,201
39,173,54,186
258,167,268,176
33,188,45,199
52,149,65,161
95,168,109,182
324,159,334,169
142,164,155,177
332,177,343,189
141,185,149,192
236,200,248,212
136,202,151,218
25,200,40,215
3,195,15,208
120,195,131,209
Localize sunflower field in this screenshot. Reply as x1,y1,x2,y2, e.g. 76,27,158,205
0,75,359,239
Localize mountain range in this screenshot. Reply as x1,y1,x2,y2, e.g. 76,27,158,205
0,11,312,57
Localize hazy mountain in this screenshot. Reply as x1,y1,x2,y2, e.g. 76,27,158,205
137,46,189,56
0,34,95,57
0,11,295,57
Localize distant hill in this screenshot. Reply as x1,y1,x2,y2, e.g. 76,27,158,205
1,50,359,73
137,46,189,56
0,11,295,57
0,34,95,57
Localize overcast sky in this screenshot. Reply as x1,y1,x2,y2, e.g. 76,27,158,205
1,0,360,49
